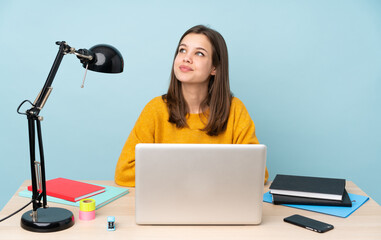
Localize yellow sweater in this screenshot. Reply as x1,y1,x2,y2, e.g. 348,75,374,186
115,96,269,186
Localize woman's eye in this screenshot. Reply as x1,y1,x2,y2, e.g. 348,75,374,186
196,52,204,57
179,48,186,53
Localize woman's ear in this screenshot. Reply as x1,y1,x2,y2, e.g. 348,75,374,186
211,67,216,76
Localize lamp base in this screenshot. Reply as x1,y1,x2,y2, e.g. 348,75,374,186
21,207,74,232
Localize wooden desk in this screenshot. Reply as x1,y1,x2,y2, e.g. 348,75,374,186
0,181,380,240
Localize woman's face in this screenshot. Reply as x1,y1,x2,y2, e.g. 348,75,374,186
173,33,216,85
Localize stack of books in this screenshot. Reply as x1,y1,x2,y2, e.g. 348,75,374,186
269,174,352,207
21,177,129,209
27,177,106,202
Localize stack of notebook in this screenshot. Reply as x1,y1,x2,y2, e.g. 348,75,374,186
27,178,107,202
21,177,130,209
269,174,352,207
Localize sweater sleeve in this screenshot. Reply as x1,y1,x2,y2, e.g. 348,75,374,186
232,98,269,183
114,99,157,187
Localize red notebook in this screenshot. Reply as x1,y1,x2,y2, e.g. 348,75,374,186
27,177,106,202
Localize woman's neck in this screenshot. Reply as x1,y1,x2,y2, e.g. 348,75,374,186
181,82,208,114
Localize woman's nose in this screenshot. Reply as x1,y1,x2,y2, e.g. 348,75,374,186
183,54,192,64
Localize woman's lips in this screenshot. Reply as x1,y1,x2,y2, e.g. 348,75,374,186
179,65,193,72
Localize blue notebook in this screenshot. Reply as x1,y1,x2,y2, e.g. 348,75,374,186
263,191,369,218
19,183,129,209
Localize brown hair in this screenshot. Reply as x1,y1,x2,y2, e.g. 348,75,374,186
163,25,232,136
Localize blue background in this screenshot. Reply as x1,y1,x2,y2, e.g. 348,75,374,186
1,0,380,211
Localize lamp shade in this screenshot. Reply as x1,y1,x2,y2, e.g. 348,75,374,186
85,44,124,73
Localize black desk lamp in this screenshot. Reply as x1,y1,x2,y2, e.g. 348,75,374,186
17,41,123,232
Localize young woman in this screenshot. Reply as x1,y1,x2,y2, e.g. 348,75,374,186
115,25,269,186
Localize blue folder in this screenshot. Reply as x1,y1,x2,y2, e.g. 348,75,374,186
19,183,129,210
263,191,369,218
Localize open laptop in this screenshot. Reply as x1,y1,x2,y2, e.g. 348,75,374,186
135,143,267,225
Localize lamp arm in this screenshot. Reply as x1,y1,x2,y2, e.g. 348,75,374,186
30,41,69,115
